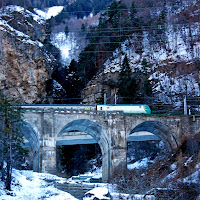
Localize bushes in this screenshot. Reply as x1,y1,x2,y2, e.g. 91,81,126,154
111,133,200,198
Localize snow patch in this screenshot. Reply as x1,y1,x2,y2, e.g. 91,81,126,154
34,6,64,20
51,32,81,66
128,157,152,170
183,169,200,184
83,187,110,200
0,169,78,200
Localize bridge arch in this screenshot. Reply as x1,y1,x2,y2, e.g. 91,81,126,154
19,121,40,172
58,119,111,182
130,121,178,153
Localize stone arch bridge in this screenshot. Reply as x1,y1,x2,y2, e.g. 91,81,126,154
21,106,200,182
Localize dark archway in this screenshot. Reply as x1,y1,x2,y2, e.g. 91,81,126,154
19,121,40,172
57,119,110,182
131,121,178,153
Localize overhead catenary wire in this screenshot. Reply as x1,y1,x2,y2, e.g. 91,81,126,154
1,3,199,56
47,23,200,35
2,32,199,46
41,2,197,15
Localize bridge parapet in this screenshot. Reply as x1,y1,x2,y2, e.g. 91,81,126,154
22,107,123,116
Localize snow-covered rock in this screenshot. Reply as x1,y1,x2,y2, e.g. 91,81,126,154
83,187,111,200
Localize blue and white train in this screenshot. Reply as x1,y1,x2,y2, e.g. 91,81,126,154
21,104,151,114
97,104,151,114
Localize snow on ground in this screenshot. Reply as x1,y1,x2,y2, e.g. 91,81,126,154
0,167,155,200
67,167,102,183
0,169,77,200
104,22,200,74
127,157,153,170
34,6,64,20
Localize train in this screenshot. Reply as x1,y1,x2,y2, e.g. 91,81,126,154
21,104,151,114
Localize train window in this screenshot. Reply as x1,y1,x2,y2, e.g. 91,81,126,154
101,107,102,110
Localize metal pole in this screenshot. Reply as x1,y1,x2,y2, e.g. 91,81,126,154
104,93,106,105
184,96,187,115
115,93,117,105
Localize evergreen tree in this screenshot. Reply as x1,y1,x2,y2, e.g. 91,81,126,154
65,59,81,103
144,79,152,97
130,0,137,20
118,55,137,103
64,25,69,37
141,59,152,98
0,91,25,190
141,58,148,73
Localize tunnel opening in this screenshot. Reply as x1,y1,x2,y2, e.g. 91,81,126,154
112,121,178,194
127,137,168,170
14,121,40,172
57,119,110,182
127,120,176,169
19,138,34,170
56,143,102,179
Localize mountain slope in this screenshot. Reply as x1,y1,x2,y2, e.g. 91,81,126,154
81,0,200,111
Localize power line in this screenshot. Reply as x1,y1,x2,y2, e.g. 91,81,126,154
4,33,198,47
45,3,197,15
2,1,195,15
48,23,200,35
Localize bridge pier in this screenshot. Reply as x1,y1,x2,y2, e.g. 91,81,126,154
107,116,128,180
110,148,127,177
40,146,57,173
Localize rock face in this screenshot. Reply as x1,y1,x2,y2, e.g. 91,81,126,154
81,72,119,104
0,6,55,103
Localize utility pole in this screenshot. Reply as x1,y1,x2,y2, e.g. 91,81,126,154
104,93,107,105
114,93,117,105
184,96,187,115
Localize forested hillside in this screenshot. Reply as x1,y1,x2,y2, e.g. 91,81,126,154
75,0,200,111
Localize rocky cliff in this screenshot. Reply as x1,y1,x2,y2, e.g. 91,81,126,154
0,6,55,103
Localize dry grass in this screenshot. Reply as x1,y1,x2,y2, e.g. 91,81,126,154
111,133,200,199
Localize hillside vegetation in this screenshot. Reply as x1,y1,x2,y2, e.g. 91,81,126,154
44,0,200,108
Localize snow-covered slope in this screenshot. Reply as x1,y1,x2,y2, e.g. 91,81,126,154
103,21,200,104
50,31,82,66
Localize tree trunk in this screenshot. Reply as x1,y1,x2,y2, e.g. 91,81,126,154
5,159,11,191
